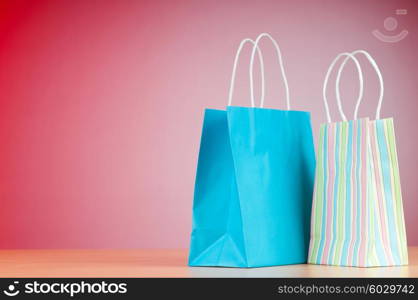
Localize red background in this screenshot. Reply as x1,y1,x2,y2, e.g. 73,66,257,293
0,0,417,248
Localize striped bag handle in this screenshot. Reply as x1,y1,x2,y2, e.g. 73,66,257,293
228,38,265,107
323,52,364,123
336,50,384,121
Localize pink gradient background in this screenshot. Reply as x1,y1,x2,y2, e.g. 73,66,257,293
0,0,416,248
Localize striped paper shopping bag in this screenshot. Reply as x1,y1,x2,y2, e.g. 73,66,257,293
308,50,408,267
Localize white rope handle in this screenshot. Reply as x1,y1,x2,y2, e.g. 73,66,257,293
249,33,290,109
336,50,384,120
323,52,364,123
228,38,265,107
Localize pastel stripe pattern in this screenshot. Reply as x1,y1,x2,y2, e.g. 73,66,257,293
308,118,408,267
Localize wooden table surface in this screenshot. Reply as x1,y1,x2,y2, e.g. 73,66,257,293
0,247,417,278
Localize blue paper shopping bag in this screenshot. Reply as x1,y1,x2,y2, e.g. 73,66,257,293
188,33,316,267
